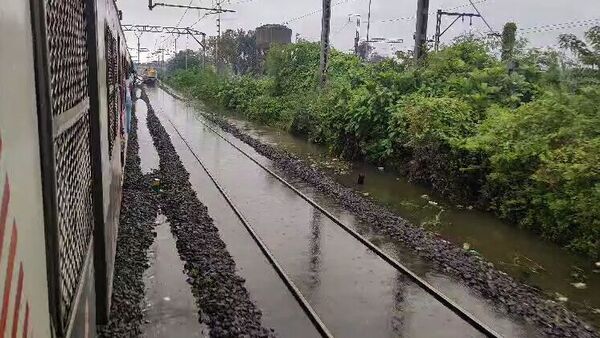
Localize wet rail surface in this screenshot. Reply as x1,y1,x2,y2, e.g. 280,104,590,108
145,86,542,337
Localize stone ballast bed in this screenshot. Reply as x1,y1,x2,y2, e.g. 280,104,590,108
99,99,160,337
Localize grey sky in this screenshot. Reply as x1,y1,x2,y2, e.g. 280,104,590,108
117,0,600,62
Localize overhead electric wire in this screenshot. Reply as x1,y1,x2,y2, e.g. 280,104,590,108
283,0,359,25
189,12,213,28
376,0,490,23
468,0,496,35
175,0,196,27
332,19,353,36
230,0,261,5
519,18,600,34
154,0,195,54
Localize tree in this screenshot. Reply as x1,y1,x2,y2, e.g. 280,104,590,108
166,49,203,73
559,26,600,68
206,29,260,75
501,22,517,61
369,52,386,63
357,41,374,60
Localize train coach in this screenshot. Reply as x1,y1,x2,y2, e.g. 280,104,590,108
0,0,132,336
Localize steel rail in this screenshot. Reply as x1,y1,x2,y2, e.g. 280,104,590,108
190,113,502,338
161,115,334,338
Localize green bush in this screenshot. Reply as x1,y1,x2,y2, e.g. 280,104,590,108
465,88,600,256
164,36,600,259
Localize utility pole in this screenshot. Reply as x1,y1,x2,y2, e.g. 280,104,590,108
133,30,143,66
413,0,430,60
319,0,332,86
435,9,441,51
184,35,188,70
137,35,141,65
202,34,206,68
366,0,372,43
216,0,222,70
349,14,361,56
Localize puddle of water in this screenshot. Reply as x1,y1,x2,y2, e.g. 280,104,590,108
142,214,209,338
135,98,159,174
221,112,600,329
145,86,543,338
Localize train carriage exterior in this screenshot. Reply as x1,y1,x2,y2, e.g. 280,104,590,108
0,0,131,336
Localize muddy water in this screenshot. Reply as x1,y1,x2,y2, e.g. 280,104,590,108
146,86,543,337
220,112,600,328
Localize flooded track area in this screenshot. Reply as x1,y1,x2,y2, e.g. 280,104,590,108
142,85,551,337
220,112,600,330
225,116,600,326
137,89,319,337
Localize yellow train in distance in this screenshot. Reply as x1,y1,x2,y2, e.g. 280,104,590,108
143,66,158,85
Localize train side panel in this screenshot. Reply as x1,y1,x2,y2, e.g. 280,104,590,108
91,0,127,324
0,0,54,337
0,0,130,335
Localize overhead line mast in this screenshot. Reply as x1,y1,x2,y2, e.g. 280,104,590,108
148,0,235,12
146,0,235,69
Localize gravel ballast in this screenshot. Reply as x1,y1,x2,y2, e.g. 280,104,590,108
99,101,159,337
140,89,275,338
185,100,598,337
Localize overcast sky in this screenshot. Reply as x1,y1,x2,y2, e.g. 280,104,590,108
117,0,600,62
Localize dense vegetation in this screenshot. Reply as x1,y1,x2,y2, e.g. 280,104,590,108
165,26,600,259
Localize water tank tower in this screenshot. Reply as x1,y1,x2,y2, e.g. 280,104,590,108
255,24,292,52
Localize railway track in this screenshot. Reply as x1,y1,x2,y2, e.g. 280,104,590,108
160,111,501,338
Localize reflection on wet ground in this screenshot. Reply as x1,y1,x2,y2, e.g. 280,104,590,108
135,95,159,173
145,86,542,338
140,215,209,338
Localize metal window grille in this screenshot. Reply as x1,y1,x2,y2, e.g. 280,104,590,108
46,0,94,328
54,114,94,321
47,0,89,118
105,25,118,157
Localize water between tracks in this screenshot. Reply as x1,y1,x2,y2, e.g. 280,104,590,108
140,86,553,337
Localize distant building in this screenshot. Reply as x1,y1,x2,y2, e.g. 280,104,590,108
255,24,292,54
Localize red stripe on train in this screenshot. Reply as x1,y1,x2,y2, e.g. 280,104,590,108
0,176,9,259
11,264,23,338
0,222,18,336
22,303,28,338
